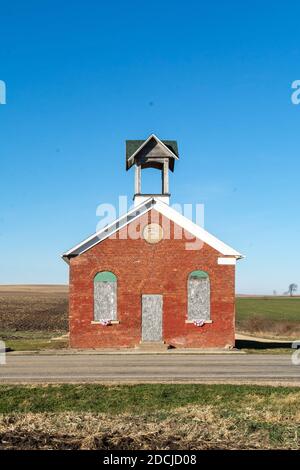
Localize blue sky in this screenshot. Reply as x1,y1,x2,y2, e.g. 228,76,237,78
0,0,299,294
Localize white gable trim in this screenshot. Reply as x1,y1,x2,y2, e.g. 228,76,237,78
62,197,243,261
153,199,242,258
62,197,153,259
218,257,237,265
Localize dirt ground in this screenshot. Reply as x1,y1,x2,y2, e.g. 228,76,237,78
0,285,68,332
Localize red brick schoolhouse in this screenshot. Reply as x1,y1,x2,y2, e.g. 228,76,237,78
62,134,243,349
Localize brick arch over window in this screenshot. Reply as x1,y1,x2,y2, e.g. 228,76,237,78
187,270,210,321
94,271,117,321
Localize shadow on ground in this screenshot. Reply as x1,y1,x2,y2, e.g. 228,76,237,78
236,339,292,350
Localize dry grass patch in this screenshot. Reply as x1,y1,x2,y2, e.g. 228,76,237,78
0,384,300,450
0,410,273,450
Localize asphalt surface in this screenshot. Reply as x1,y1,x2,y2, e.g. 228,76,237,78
0,353,300,384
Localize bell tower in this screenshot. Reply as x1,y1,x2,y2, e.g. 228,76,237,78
126,134,179,206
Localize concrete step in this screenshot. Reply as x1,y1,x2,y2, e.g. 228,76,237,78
137,341,170,351
50,333,69,342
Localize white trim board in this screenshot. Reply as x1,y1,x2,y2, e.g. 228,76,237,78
218,257,237,265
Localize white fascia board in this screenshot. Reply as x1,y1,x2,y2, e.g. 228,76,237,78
62,197,153,258
153,199,243,258
217,257,237,265
129,134,178,162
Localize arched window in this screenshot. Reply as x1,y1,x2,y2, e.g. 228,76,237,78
188,270,210,321
94,271,117,321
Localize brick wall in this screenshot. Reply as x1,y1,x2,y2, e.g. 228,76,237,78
69,209,235,349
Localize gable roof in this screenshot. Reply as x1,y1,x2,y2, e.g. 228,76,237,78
62,197,243,263
126,134,179,171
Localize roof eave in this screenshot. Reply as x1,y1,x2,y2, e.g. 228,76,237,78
62,197,154,258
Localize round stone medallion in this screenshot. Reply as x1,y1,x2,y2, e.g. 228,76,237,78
142,223,164,244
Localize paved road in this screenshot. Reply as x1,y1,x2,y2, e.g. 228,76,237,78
0,354,300,384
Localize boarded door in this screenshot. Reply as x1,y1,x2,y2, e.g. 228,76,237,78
142,295,163,342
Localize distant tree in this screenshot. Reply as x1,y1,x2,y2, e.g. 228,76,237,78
288,283,298,297
273,290,277,296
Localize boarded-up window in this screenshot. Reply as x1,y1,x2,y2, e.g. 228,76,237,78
188,270,210,321
94,271,117,321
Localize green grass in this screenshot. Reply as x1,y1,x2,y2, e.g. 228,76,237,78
236,297,300,339
5,339,67,351
0,383,298,414
236,297,300,321
241,347,292,354
0,330,67,351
